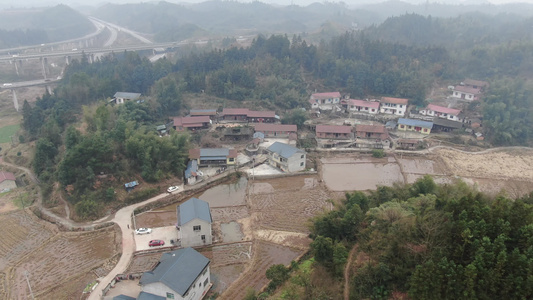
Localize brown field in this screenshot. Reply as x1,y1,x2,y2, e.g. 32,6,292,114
0,210,121,300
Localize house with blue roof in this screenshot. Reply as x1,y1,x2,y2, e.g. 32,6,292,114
177,198,212,247
397,118,433,135
188,148,238,167
115,247,211,300
266,142,306,173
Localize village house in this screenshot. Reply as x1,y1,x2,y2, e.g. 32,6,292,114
266,142,306,173
176,198,213,247
380,97,408,116
396,139,422,150
220,108,277,123
254,123,297,138
309,92,341,110
398,118,433,135
188,148,238,167
110,92,141,105
173,116,212,131
432,117,463,132
354,124,390,149
189,109,218,120
0,171,16,192
345,99,380,114
420,104,462,122
184,160,200,185
452,85,481,101
135,247,211,300
222,126,253,141
463,79,489,91
315,125,353,140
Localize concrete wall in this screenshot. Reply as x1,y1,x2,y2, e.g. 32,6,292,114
179,218,212,248
287,153,306,172
0,180,16,191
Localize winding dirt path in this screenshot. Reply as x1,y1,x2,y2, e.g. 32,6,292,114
344,244,358,300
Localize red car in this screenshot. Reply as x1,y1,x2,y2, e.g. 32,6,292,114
149,240,165,247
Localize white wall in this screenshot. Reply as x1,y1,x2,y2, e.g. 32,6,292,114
179,219,212,248
142,266,211,300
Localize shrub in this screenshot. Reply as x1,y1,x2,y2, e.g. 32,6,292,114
372,149,385,158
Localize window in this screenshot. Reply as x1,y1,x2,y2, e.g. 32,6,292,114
193,225,201,231
201,235,206,240
202,268,208,276
166,292,175,299
300,162,304,166
300,155,304,159
204,278,209,287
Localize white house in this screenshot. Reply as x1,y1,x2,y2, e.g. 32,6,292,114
380,97,408,116
111,92,141,105
0,171,16,192
452,86,480,101
266,142,306,173
136,247,211,300
420,104,462,122
309,92,341,110
176,198,212,248
346,99,380,114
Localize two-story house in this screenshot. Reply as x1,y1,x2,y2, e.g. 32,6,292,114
452,86,481,101
380,97,408,116
420,104,462,122
177,198,212,247
188,148,238,167
266,142,306,173
110,92,141,105
309,92,341,110
135,247,211,300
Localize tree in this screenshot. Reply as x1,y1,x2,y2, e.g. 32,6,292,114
266,264,290,290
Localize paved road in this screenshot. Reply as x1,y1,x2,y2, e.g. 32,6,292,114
89,17,152,45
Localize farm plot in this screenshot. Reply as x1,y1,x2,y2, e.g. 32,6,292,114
249,176,330,233
7,226,120,300
220,240,304,299
126,252,163,274
135,211,176,228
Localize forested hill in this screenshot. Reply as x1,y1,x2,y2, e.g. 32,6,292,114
0,5,93,49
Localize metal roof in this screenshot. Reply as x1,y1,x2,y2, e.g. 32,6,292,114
184,160,198,179
113,92,141,100
140,248,210,297
267,142,304,159
113,295,138,300
200,148,230,158
177,197,212,226
398,118,433,129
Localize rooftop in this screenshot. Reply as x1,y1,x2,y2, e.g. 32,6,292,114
381,97,408,105
427,104,461,116
355,124,387,134
189,148,237,159
347,99,380,109
316,125,352,134
267,142,304,159
311,92,341,99
398,118,433,129
221,108,249,115
190,109,217,116
454,85,481,94
247,110,276,118
173,116,211,127
177,197,212,226
113,92,141,100
0,171,15,183
140,248,210,297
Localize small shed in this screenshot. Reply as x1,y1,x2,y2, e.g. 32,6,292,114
0,171,16,192
124,180,139,192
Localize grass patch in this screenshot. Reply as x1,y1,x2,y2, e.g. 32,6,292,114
13,192,32,208
0,124,20,143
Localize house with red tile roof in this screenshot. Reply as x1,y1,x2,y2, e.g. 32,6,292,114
452,86,481,101
0,171,16,191
380,97,408,116
246,110,276,123
189,109,218,120
354,124,389,140
220,108,277,123
345,99,380,114
254,123,297,138
315,125,353,140
173,116,211,131
420,104,462,122
309,92,341,110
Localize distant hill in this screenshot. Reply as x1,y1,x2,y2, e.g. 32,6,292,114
0,5,93,49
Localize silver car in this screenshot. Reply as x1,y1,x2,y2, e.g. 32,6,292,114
135,228,152,235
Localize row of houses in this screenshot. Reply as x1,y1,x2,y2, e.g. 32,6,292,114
310,92,409,116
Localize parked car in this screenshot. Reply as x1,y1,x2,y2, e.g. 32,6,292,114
167,186,179,193
149,240,165,247
135,228,152,235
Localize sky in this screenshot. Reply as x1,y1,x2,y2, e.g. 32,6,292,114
1,0,533,8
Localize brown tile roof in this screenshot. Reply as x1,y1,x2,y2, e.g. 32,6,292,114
190,109,217,116
311,92,341,99
454,85,481,94
381,97,409,105
0,171,16,183
173,116,210,127
247,110,276,118
355,124,387,134
347,99,380,109
222,108,249,116
427,104,461,116
255,123,297,132
316,125,352,134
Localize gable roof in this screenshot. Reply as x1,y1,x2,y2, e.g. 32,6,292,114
316,125,352,134
381,97,408,105
355,124,387,134
184,160,198,179
190,109,217,116
113,295,138,300
247,110,276,118
311,92,341,99
267,142,304,159
347,99,380,109
222,108,249,116
454,85,481,94
255,123,297,132
177,197,212,226
432,117,463,129
0,171,16,183
140,248,210,297
426,104,461,116
398,118,433,129
173,116,211,127
189,148,237,159
113,92,141,100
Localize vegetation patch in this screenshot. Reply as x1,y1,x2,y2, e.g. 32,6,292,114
0,124,19,144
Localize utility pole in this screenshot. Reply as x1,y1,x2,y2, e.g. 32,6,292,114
24,270,35,300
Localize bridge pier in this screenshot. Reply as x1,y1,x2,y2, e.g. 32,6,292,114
46,85,53,95
65,55,70,65
12,89,19,112
40,57,49,79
